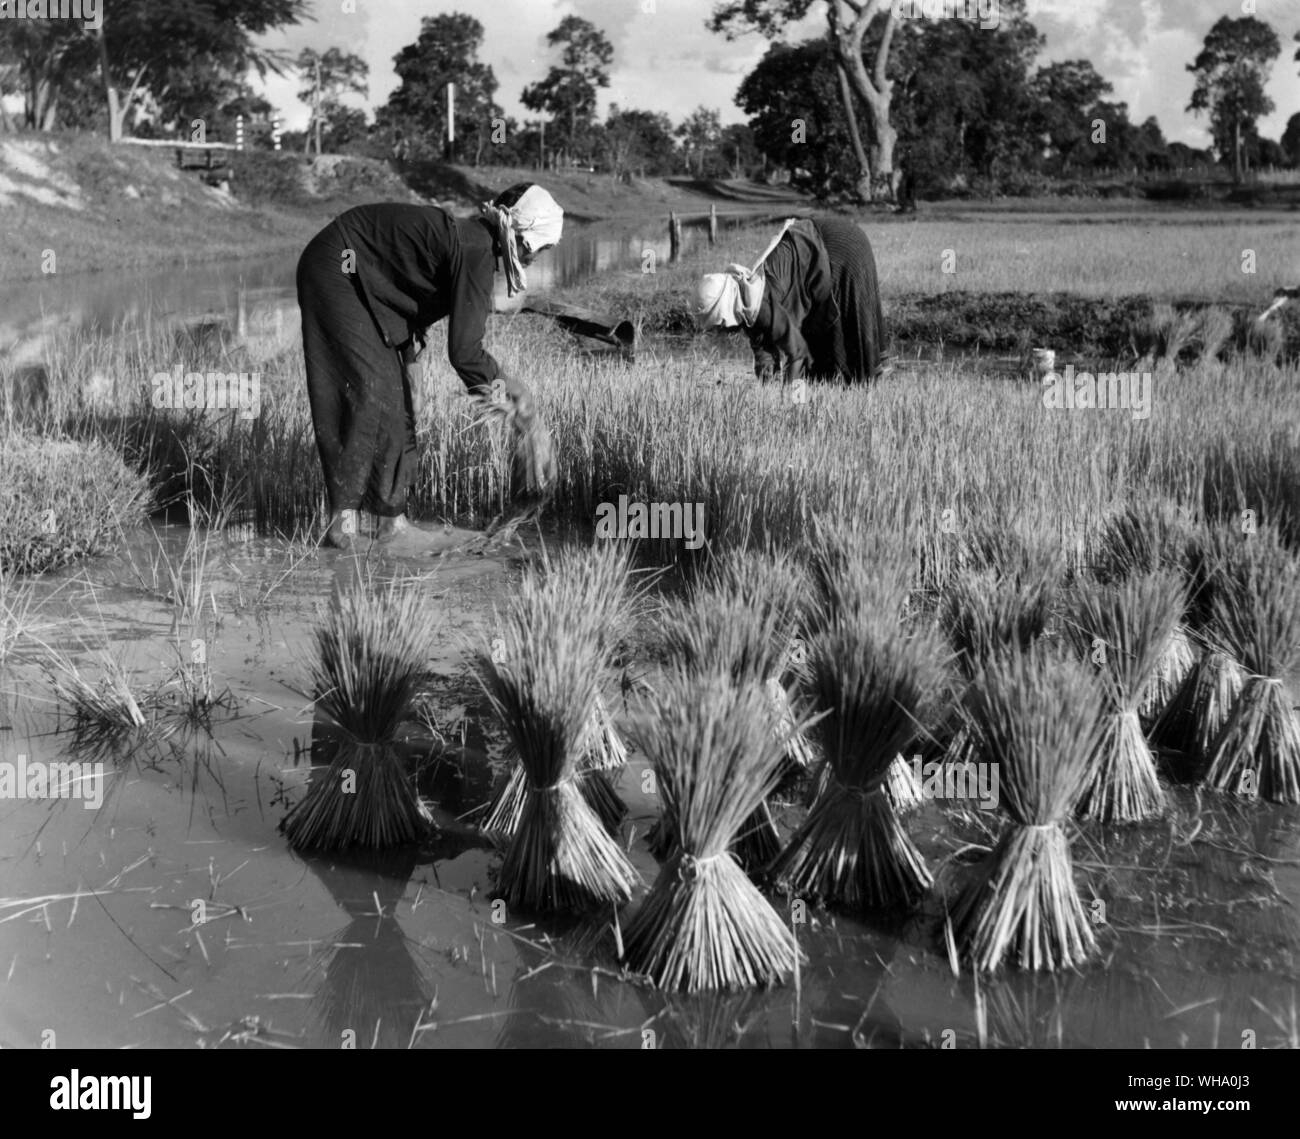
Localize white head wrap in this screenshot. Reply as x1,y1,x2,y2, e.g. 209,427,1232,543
695,218,799,330
696,266,765,329
479,184,565,297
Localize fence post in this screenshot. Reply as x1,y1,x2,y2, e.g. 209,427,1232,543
709,203,718,245
669,211,682,262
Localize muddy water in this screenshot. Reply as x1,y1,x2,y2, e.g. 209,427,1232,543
2,524,1298,1048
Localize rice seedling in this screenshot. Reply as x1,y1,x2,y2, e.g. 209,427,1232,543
1150,522,1247,768
480,545,639,841
772,604,948,911
805,517,913,624
281,575,439,852
1202,534,1300,803
44,647,148,742
1065,572,1185,823
952,647,1107,972
1092,501,1198,722
623,669,802,991
474,543,640,911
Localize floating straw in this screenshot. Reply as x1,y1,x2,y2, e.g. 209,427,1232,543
1203,533,1300,803
1066,572,1185,823
624,670,802,991
772,604,947,911
282,577,438,852
952,647,1106,972
474,543,640,910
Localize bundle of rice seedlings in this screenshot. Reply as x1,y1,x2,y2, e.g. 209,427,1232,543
805,517,912,623
470,381,556,498
1092,501,1198,721
952,647,1107,972
474,543,640,911
1203,536,1300,803
281,577,438,852
1065,572,1185,822
772,605,948,910
1150,523,1246,766
939,561,1060,771
623,669,801,991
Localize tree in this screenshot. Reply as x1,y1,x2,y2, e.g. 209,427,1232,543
297,48,368,156
521,16,614,166
602,106,676,180
719,123,763,178
1281,112,1300,167
676,106,723,176
1187,16,1280,182
737,38,856,194
711,0,900,202
1032,60,1112,172
380,13,501,165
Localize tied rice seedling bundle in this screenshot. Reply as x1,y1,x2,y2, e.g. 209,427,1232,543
952,647,1106,972
1092,502,1198,722
1151,524,1246,770
624,669,802,991
772,605,948,911
1203,535,1300,803
651,550,810,872
282,578,438,852
939,557,1061,769
474,543,640,911
482,544,639,840
805,517,913,626
1065,572,1185,823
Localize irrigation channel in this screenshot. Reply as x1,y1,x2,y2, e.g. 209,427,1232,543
2,229,1298,1049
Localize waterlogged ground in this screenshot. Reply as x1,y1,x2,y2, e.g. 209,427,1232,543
1,524,1298,1049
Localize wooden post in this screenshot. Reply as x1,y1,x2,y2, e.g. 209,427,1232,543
708,203,718,245
669,211,682,262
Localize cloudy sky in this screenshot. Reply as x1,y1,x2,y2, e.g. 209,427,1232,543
255,0,1300,147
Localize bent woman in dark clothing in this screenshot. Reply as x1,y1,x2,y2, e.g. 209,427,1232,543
297,183,562,552
694,217,887,385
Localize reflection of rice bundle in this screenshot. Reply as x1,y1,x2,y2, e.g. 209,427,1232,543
1066,572,1184,823
283,578,437,852
475,544,640,911
624,671,800,992
953,648,1104,973
773,604,946,911
1203,535,1300,804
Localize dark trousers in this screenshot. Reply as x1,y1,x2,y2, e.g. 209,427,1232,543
297,227,417,518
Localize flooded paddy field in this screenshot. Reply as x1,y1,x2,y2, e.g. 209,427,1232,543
2,523,1298,1050
3,208,1300,1051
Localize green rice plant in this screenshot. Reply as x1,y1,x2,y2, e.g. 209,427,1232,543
624,669,802,991
1203,534,1300,803
474,543,640,911
805,516,913,625
772,604,948,910
952,647,1107,972
281,575,439,852
1065,572,1185,822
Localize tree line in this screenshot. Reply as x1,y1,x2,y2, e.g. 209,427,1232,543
2,1,1298,199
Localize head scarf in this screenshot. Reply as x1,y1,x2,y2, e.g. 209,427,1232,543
694,218,799,330
696,266,765,329
479,184,565,297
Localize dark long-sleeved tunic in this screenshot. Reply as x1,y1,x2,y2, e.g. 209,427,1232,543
746,217,886,385
296,203,505,518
